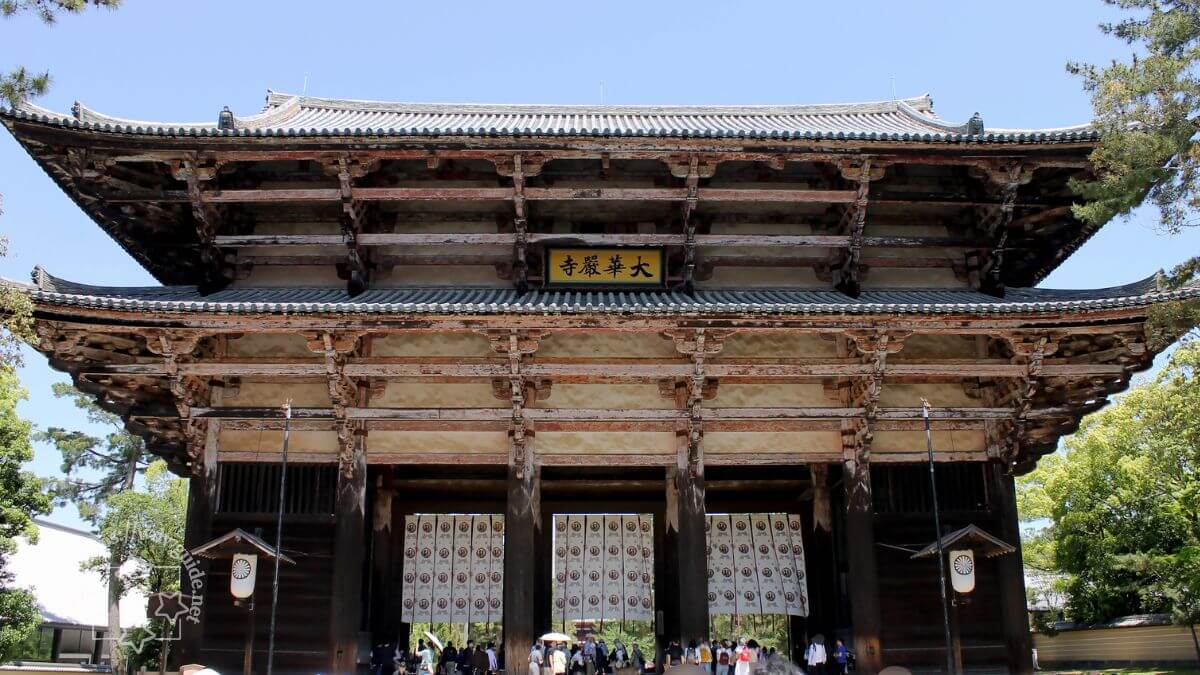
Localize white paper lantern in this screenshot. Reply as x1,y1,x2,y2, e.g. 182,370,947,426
230,553,258,599
949,549,975,594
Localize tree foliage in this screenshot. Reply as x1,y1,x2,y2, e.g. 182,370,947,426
38,382,148,524
0,368,51,662
1019,342,1200,626
1070,0,1200,231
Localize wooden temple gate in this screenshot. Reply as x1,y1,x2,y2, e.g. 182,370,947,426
4,91,1197,673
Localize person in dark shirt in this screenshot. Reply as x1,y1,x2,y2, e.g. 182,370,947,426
459,641,476,675
441,643,459,675
666,641,684,668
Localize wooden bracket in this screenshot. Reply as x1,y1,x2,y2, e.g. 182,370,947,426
832,157,884,297
304,331,367,477
170,158,233,293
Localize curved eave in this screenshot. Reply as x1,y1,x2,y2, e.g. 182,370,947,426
8,273,1196,321
0,103,1099,145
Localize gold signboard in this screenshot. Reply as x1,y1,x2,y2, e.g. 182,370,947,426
546,247,664,286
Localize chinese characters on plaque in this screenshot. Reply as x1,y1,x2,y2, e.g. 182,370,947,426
547,248,664,286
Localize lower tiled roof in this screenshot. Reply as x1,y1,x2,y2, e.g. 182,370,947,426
10,269,1194,317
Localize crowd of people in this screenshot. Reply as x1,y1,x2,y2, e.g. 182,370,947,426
373,638,502,675
372,633,853,675
528,635,852,675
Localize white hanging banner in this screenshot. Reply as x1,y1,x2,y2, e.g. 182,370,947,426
950,549,975,594
729,514,758,615
554,516,570,623
414,515,437,623
706,514,808,617
401,516,418,622
451,516,473,623
752,514,786,614
708,515,737,615
620,516,641,621
602,516,623,622
431,516,454,622
566,515,585,622
488,516,505,621
635,515,655,621
230,553,257,599
469,516,491,624
582,516,605,620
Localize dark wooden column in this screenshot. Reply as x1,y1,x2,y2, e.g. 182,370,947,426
844,459,882,674
991,463,1033,674
179,385,221,666
370,470,401,646
666,464,709,644
503,450,541,663
330,433,368,673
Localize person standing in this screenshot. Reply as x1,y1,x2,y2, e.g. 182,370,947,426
805,636,827,675
583,637,597,675
733,639,752,675
487,642,499,675
419,641,436,675
832,639,849,675
529,642,546,675
472,641,490,675
631,644,646,674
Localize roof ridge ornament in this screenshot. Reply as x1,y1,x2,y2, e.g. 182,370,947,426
217,106,235,131
967,112,984,135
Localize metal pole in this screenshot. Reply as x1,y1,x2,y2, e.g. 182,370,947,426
921,398,956,675
266,401,292,675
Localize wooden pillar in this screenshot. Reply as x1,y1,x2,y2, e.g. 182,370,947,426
533,504,554,637
666,464,709,644
370,470,399,646
179,385,221,666
330,433,368,673
503,451,541,663
844,460,882,674
991,463,1033,674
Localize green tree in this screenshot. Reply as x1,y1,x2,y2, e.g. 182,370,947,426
1068,1,1200,344
1019,342,1200,660
0,368,51,662
86,460,186,674
38,384,147,670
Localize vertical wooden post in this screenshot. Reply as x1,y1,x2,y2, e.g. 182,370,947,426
503,447,541,664
370,470,398,646
180,384,221,666
991,463,1033,674
844,459,882,675
330,433,368,673
666,463,709,644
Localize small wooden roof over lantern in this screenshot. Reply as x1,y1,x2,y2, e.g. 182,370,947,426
190,528,296,564
910,524,1015,560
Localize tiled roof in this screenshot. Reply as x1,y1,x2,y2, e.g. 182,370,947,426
12,268,1192,317
0,91,1097,144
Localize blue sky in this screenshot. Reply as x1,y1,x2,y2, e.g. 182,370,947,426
3,0,1199,528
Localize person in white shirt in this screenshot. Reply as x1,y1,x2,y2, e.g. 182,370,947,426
805,636,827,675
487,643,498,673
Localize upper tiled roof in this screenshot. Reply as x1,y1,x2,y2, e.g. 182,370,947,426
12,268,1191,317
1,91,1097,144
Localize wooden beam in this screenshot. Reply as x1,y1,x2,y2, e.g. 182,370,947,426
213,232,978,248
76,357,1129,381
188,405,1078,422
145,186,858,205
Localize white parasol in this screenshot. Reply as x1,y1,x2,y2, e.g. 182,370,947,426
539,632,572,643
424,631,445,651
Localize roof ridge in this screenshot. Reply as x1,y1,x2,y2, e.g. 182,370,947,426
262,90,938,117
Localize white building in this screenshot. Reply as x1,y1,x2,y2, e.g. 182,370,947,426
7,520,147,664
